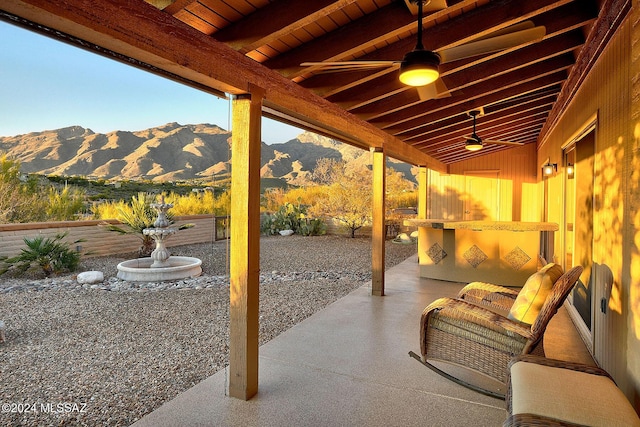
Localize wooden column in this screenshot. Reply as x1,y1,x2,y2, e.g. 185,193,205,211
371,148,386,296
418,166,428,219
229,87,263,400
417,166,428,265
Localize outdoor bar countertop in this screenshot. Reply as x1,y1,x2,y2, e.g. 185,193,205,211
404,219,559,285
405,219,559,232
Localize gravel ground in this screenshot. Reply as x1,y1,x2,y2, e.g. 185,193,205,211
0,235,416,426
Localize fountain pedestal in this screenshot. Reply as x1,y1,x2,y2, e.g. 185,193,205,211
144,228,176,268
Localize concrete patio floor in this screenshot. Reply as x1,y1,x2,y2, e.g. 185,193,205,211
132,255,592,427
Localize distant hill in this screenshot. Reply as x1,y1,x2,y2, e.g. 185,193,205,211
0,123,417,185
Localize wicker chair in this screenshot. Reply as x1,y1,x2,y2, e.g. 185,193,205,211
413,266,583,397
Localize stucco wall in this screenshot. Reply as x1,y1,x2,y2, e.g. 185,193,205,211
0,215,228,259
537,14,638,410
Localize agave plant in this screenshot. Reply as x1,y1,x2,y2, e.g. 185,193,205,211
0,232,82,277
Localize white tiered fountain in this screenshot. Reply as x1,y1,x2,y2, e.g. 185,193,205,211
116,196,202,282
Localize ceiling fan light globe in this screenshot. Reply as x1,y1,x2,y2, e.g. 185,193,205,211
465,139,483,151
399,50,440,86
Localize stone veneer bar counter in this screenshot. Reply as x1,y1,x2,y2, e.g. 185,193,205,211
405,219,559,286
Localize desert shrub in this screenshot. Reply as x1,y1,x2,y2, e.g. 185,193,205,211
98,192,164,256
211,189,231,216
0,154,48,223
387,190,418,210
261,186,326,214
0,232,82,277
97,192,194,256
94,189,230,219
165,189,230,216
46,185,87,221
166,191,215,216
92,199,127,220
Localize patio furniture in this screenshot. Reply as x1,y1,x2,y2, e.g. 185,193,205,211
505,354,640,427
409,265,583,398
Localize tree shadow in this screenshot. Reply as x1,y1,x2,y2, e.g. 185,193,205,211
427,185,488,220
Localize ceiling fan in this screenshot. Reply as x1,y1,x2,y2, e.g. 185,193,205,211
463,109,524,151
300,0,546,100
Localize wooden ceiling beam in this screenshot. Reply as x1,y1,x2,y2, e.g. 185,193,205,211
293,0,478,88
263,1,418,77
483,87,561,113
332,30,583,111
351,38,578,122
213,0,361,54
439,142,535,163
415,117,548,154
410,107,552,147
268,0,552,79
529,1,598,36
431,125,544,158
389,73,566,139
157,0,195,15
295,0,573,88
371,55,574,132
0,0,445,171
405,94,557,142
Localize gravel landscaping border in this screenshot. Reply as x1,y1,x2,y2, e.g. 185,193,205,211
0,235,416,426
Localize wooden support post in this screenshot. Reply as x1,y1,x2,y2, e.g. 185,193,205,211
228,87,263,400
371,148,386,296
417,166,428,265
418,166,428,219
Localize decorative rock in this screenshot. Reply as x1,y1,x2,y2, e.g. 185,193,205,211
77,271,105,284
279,229,294,236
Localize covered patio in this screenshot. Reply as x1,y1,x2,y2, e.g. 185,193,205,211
131,255,592,426
1,0,639,421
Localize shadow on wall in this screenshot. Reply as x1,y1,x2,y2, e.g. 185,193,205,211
427,185,489,220
630,123,640,408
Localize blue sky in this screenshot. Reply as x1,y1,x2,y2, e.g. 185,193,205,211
0,21,304,144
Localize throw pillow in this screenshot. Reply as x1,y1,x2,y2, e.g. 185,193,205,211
507,263,564,324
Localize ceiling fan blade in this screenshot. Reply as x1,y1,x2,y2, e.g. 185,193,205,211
300,61,397,72
437,142,464,153
416,78,450,101
482,139,525,146
472,20,535,41
439,25,546,63
404,0,448,15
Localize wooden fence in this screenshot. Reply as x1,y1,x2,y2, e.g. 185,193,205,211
0,215,229,259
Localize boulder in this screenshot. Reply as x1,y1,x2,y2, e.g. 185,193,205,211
77,271,104,284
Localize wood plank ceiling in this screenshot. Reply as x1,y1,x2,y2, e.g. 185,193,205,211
142,0,604,164
0,0,608,165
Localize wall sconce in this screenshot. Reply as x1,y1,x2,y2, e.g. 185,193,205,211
566,163,574,179
542,162,557,176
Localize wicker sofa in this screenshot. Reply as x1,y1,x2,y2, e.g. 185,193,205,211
505,355,640,427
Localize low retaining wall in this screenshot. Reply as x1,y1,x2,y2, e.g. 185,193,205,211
0,215,229,259
0,216,406,260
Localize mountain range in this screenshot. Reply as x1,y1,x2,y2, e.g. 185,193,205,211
0,122,416,185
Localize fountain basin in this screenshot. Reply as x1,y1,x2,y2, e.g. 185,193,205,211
117,256,202,282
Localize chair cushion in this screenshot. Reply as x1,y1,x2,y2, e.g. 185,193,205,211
510,361,640,427
507,263,564,324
